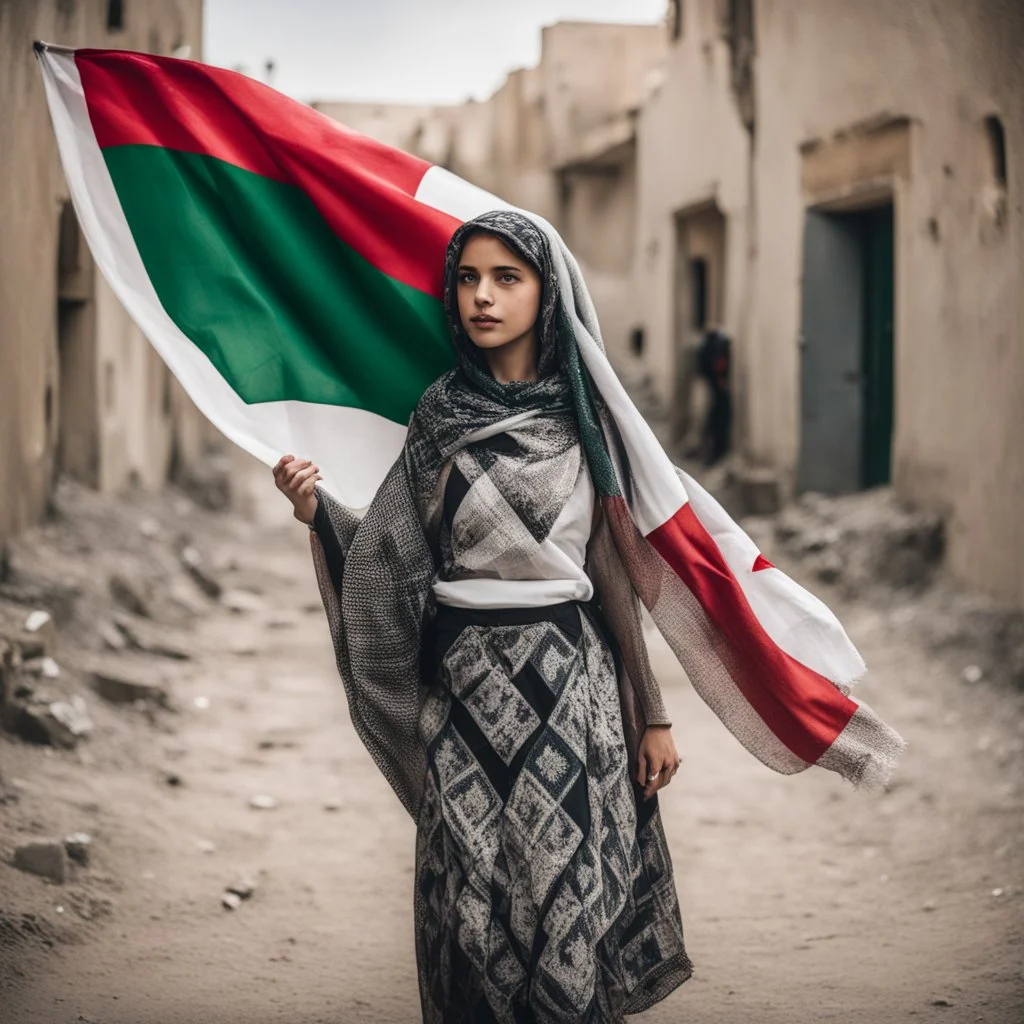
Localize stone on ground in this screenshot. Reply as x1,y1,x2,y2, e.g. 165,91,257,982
89,666,170,708
13,841,68,884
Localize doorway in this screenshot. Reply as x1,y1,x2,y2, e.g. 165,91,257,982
56,201,99,485
797,202,894,493
672,203,726,446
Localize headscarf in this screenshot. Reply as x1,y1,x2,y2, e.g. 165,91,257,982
442,209,564,389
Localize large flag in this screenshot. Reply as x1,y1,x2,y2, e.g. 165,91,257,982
37,45,905,789
35,43,499,507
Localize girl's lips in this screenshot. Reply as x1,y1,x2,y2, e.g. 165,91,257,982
472,320,499,330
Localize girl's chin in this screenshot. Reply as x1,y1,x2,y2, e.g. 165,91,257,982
468,333,512,349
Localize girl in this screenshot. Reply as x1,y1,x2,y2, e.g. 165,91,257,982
272,209,903,1022
275,211,692,1020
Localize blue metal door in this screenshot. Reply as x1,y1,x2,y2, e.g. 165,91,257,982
797,209,865,494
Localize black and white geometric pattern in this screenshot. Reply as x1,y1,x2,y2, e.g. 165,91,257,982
439,420,582,585
414,603,692,1023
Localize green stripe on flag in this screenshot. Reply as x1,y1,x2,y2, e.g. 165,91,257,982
104,144,454,421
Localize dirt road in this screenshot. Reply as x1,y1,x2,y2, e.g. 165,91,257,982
2,473,1022,1023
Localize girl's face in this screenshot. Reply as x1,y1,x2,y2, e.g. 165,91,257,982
456,233,542,354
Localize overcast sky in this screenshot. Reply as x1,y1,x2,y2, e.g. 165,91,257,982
203,0,666,104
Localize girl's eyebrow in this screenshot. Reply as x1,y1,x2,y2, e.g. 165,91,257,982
458,264,524,273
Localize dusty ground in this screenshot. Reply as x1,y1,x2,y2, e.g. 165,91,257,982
1,466,1022,1024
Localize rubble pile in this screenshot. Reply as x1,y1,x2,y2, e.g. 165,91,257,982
0,473,287,964
0,475,276,814
0,477,242,756
914,589,1024,691
770,488,945,593
173,449,235,513
740,487,1024,690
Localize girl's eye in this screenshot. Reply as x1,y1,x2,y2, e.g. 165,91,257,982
458,272,476,284
499,273,518,284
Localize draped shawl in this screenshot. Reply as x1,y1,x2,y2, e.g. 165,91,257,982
309,211,906,821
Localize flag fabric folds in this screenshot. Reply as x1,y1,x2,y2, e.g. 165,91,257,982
36,45,906,793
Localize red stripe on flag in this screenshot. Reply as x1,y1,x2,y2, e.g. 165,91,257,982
74,49,460,297
752,553,774,572
648,504,857,763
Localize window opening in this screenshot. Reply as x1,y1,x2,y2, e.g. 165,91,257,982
107,0,124,31
667,0,684,40
984,115,1007,186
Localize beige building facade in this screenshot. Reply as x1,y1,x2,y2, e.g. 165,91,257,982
0,0,208,549
544,23,668,364
635,0,1024,607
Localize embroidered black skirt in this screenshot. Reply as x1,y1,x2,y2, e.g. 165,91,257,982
413,600,693,1023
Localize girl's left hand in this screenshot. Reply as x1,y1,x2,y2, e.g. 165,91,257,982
637,724,681,801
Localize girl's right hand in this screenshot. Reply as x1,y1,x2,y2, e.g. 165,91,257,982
272,454,321,525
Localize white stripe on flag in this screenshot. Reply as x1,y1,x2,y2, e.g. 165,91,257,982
415,165,515,222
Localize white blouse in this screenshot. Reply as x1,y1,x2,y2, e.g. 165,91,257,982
432,457,596,610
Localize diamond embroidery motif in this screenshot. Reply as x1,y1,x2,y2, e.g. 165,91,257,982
532,630,578,696
462,666,541,765
535,742,569,786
